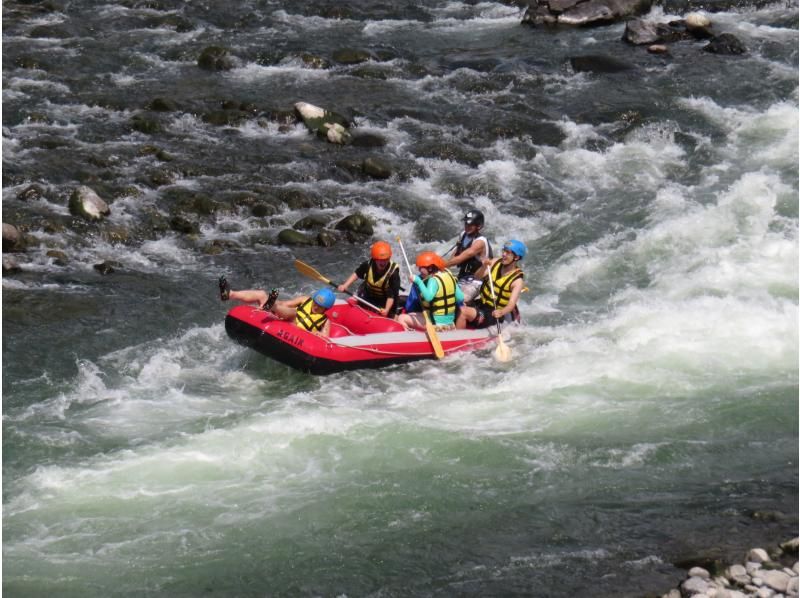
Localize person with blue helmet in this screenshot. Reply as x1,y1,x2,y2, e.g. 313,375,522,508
218,276,334,336
455,239,527,330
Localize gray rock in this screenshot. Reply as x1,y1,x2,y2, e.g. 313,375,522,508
3,223,22,253
703,33,747,55
780,538,799,553
762,570,791,593
748,549,771,564
682,575,709,595
294,101,353,144
522,0,651,26
46,249,68,266
69,186,110,221
16,184,46,202
198,46,237,71
94,260,120,275
685,12,713,38
3,255,21,274
623,19,661,44
689,567,711,580
787,575,798,594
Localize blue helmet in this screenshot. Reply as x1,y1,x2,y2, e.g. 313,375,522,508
312,288,336,309
503,239,527,259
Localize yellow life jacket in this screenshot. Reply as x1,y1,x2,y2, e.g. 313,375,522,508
479,261,523,309
294,297,328,332
421,270,458,317
364,260,399,299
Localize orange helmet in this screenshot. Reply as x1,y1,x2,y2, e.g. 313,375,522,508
371,241,392,260
415,251,445,271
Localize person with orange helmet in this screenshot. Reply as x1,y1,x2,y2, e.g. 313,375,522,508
337,240,401,317
395,251,464,331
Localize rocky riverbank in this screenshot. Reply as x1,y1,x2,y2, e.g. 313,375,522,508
658,538,799,598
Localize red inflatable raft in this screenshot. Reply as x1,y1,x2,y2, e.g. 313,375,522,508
225,299,502,375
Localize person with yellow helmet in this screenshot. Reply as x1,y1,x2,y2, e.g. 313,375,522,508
395,251,464,331
456,240,526,330
218,277,334,336
337,240,401,317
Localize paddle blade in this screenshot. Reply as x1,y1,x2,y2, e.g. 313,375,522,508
294,259,332,286
422,312,445,359
494,335,512,362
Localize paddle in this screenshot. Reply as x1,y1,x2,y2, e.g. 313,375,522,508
395,237,445,360
293,259,382,312
486,264,512,362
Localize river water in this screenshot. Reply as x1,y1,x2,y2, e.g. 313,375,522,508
2,0,798,596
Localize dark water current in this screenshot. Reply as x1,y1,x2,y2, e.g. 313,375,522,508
3,0,798,596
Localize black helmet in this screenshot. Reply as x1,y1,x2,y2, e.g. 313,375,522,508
463,209,484,226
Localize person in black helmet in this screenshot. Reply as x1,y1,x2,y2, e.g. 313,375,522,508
444,208,493,305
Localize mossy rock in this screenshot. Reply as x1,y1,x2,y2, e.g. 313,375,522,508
17,184,46,202
294,214,332,230
197,46,236,71
332,48,372,65
130,113,162,134
169,215,199,235
277,229,316,246
362,157,392,180
335,213,374,235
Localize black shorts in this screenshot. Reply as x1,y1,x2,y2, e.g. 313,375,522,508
358,292,398,316
471,304,518,329
471,303,498,329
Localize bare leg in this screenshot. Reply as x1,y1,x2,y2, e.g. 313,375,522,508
229,289,269,308
270,301,297,321
395,312,426,331
456,306,477,329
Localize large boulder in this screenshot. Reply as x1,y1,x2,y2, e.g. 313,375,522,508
3,223,23,253
703,32,747,54
522,0,652,26
69,186,110,221
294,101,353,144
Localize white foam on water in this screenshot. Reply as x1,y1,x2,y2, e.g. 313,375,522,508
680,97,798,174
226,61,331,83
5,76,71,94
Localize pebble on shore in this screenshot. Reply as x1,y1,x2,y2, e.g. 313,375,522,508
661,538,799,598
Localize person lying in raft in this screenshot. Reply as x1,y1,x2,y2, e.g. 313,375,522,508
337,241,401,317
455,239,526,330
395,251,464,331
218,276,335,336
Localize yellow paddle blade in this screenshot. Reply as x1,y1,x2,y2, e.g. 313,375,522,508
294,259,332,286
494,334,512,362
422,312,445,359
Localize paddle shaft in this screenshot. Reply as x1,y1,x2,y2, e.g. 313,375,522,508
396,238,445,359
486,261,512,361
486,263,503,337
293,259,382,312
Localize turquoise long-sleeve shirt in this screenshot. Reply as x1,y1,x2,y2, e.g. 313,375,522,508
413,274,465,325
